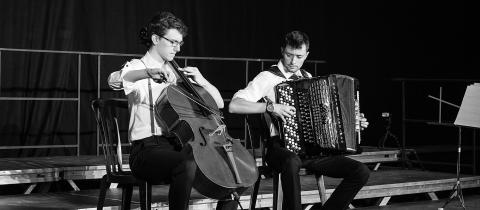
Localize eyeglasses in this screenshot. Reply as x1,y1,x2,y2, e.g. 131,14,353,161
160,35,184,47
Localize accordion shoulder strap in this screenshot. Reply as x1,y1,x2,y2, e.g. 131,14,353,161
265,66,286,78
299,69,311,78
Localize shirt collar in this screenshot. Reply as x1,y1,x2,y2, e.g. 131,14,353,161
276,60,302,79
141,51,165,68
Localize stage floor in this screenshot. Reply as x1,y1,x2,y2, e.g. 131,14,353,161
355,195,480,210
0,168,479,209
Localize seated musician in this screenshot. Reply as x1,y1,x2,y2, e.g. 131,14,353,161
229,30,370,210
117,11,236,210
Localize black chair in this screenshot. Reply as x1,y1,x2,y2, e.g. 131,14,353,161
91,98,153,210
246,113,326,210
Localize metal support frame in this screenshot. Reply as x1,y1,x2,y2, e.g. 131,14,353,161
0,47,325,156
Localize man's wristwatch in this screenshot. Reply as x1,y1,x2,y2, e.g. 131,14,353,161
266,100,274,113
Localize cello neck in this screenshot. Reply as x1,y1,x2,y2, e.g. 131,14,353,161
169,60,222,118
170,60,206,104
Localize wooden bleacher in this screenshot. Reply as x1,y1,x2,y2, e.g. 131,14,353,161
0,147,399,188
0,147,479,209
0,155,129,194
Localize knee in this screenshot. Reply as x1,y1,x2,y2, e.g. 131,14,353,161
281,154,302,174
173,157,197,181
354,163,370,184
183,159,197,179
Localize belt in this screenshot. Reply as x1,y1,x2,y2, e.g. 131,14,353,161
132,136,170,147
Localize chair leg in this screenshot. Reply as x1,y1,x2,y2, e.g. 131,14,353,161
121,184,133,210
249,174,261,210
97,175,111,210
315,174,327,205
277,174,283,210
147,183,152,210
139,182,152,210
273,172,283,210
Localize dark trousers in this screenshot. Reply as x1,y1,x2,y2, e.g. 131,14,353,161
129,136,238,210
265,136,370,210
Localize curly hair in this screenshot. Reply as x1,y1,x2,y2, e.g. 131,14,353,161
138,11,188,48
282,30,310,51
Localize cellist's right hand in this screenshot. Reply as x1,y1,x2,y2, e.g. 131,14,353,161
146,68,176,84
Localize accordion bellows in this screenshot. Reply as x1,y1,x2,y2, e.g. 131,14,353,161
275,74,361,158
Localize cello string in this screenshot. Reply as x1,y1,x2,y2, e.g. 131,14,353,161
170,86,224,119
168,60,223,118
170,60,209,106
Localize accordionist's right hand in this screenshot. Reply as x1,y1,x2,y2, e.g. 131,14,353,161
271,103,296,123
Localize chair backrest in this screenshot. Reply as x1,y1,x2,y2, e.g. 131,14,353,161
245,113,272,164
91,98,129,175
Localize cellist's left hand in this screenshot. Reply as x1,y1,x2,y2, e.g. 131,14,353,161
178,66,209,86
177,66,224,109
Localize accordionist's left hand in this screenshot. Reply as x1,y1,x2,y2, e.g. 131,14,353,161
359,113,369,130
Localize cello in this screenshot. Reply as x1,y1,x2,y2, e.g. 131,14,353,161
155,60,258,199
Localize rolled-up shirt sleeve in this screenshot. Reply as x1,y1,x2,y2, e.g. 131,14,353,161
120,59,147,102
232,71,275,102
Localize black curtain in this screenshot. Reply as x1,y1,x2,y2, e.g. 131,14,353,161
0,0,476,157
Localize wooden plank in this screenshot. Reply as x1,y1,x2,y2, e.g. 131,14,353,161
0,148,399,185
374,163,381,171
172,170,480,209
0,171,60,184
427,192,438,200
1,189,479,210
67,180,80,191
244,169,480,208
348,150,400,163
0,155,129,185
23,184,37,194
377,196,391,206
0,170,479,210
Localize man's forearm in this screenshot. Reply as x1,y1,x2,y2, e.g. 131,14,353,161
123,68,151,83
228,98,267,114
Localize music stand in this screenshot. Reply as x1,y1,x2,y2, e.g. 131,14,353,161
439,125,466,210
428,96,465,209
431,83,480,210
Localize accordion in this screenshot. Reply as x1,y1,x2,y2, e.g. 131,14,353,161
274,74,361,157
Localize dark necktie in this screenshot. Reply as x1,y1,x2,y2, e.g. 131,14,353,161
289,74,302,80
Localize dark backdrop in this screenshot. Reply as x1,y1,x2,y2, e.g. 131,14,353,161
2,1,474,73
0,0,478,173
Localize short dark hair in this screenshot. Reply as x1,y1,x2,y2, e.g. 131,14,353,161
138,11,188,48
282,30,310,51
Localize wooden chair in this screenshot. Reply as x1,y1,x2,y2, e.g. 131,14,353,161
91,98,153,210
246,113,326,210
